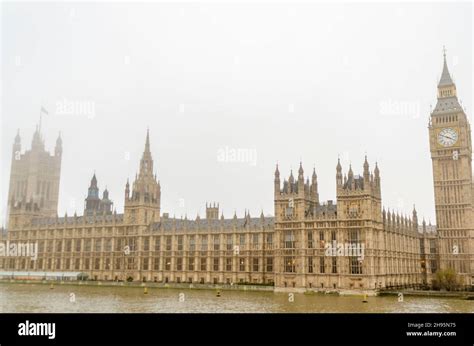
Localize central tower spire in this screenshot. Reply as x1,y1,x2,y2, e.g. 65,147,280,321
124,129,161,225
139,128,154,177
145,127,150,151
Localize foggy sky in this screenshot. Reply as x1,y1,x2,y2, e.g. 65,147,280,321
1,2,472,226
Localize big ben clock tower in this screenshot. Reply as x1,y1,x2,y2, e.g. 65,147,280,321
428,48,473,287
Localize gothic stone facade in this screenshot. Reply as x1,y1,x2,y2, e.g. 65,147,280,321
1,130,439,292
2,53,471,291
272,161,438,291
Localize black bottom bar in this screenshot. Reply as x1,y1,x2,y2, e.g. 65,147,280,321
0,313,472,345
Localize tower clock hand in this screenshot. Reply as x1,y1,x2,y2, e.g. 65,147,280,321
440,134,454,141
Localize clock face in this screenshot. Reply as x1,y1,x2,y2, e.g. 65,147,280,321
437,128,458,147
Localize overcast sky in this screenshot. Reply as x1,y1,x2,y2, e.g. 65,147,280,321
1,2,472,226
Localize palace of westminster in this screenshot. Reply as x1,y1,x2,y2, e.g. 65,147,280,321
0,53,472,292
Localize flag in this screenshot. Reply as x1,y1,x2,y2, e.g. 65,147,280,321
41,106,48,115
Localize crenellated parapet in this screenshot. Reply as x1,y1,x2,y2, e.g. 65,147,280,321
151,212,274,234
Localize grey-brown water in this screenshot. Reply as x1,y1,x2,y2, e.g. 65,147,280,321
0,284,473,313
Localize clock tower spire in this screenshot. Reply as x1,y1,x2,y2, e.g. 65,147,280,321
428,48,473,287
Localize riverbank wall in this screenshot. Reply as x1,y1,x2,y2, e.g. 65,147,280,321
379,289,474,299
1,279,473,299
0,279,274,293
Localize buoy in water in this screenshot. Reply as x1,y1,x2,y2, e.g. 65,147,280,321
216,290,221,297
144,287,148,295
362,294,368,303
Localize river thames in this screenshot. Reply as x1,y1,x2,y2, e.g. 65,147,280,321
0,283,473,313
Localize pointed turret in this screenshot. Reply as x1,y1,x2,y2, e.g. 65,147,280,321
289,170,294,184
55,132,62,157
336,158,342,172
374,162,380,190
13,129,21,154
297,162,305,196
289,169,295,193
412,205,418,228
363,155,369,181
348,164,354,189
274,164,280,196
336,158,343,187
311,167,319,202
84,173,100,216
91,173,98,188
298,162,304,181
99,186,113,215
125,178,130,200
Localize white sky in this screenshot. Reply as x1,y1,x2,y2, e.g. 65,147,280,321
1,1,472,226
